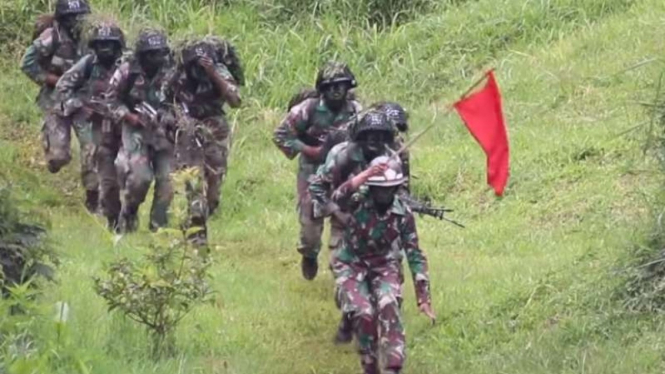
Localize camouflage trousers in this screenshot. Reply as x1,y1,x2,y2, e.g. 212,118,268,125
96,118,122,229
174,116,231,244
333,255,405,374
41,109,99,194
297,164,344,262
116,124,174,231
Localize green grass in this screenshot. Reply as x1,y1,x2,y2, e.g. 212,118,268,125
1,0,665,373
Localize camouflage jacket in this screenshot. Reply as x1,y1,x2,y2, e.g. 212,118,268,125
55,54,117,117
21,22,86,108
161,63,239,119
273,98,362,168
106,58,172,124
333,186,431,306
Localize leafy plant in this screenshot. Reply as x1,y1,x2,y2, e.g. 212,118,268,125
93,230,213,359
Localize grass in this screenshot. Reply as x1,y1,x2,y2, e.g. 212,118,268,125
1,0,665,372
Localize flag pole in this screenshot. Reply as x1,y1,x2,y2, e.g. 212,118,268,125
391,69,493,158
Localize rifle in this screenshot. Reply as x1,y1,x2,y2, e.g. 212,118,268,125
399,193,465,228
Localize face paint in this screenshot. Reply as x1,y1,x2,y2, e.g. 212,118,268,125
322,81,350,103
358,130,393,160
369,186,397,208
93,41,120,64
139,49,169,70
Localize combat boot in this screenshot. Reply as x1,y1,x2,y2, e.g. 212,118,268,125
84,190,99,214
118,210,138,233
333,313,353,345
301,256,318,280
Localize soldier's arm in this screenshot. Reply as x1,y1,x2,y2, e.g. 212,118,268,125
401,211,431,306
21,28,58,86
55,54,93,115
272,100,311,160
105,62,132,124
206,60,241,108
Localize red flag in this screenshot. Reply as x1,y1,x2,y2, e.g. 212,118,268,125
453,71,510,196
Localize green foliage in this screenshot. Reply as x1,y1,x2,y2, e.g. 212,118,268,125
0,186,56,293
93,230,213,359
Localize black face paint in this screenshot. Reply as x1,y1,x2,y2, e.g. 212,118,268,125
93,41,120,65
139,49,169,71
322,81,350,105
358,130,393,160
59,14,84,37
370,186,397,208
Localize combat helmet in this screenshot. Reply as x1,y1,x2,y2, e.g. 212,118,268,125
376,102,408,132
135,29,169,53
88,22,125,49
55,0,91,18
366,155,407,187
351,109,394,141
315,61,357,92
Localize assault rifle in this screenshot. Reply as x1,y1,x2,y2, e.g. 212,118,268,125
399,193,465,228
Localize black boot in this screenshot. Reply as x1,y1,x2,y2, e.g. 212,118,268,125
118,210,138,233
301,256,318,280
85,190,99,214
107,215,119,233
333,313,353,345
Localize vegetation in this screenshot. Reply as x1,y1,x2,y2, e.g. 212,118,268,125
0,0,665,372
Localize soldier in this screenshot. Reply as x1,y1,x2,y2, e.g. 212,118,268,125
273,61,362,280
20,0,95,210
331,155,436,374
107,29,174,233
162,39,242,245
55,21,126,231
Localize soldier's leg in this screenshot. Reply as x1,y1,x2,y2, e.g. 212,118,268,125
96,141,121,231
333,261,379,374
203,117,230,216
71,115,99,213
149,148,174,231
184,164,208,246
118,126,153,233
41,112,72,173
297,171,324,280
370,265,405,372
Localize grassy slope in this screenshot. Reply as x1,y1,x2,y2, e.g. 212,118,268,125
1,0,665,373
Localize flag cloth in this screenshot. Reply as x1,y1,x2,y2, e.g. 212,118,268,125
453,71,510,196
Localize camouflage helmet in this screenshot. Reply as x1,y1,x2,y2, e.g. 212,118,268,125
88,22,125,48
135,29,169,53
55,0,91,18
315,61,357,91
351,110,393,141
376,102,408,132
180,41,215,66
366,155,406,187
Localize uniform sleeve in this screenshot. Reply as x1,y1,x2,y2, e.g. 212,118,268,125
55,55,93,115
272,100,310,159
215,63,240,100
106,62,131,123
309,148,341,216
21,28,56,85
400,211,431,306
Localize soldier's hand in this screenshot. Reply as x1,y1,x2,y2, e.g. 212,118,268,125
45,73,61,87
419,303,436,325
301,145,323,159
124,112,144,127
332,210,353,227
198,56,216,75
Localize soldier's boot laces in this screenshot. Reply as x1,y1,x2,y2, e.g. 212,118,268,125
301,256,318,280
85,190,100,214
333,313,353,345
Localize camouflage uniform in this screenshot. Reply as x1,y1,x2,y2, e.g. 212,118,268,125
20,0,93,201
273,62,361,269
162,40,241,243
55,23,126,228
332,157,430,374
107,30,174,232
